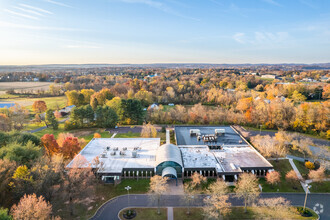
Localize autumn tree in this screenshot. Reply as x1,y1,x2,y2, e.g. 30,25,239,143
308,167,325,182
235,173,260,213
0,113,11,131
203,179,231,219
63,155,96,216
148,175,168,214
94,133,101,138
266,171,281,186
141,123,157,138
11,165,34,200
8,104,29,130
305,161,315,170
60,137,81,159
285,170,299,188
32,100,47,113
54,110,61,119
11,194,52,220
41,134,59,158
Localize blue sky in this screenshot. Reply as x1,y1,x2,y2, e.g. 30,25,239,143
0,0,329,64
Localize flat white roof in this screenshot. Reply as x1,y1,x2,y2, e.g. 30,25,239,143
67,138,160,173
179,145,218,169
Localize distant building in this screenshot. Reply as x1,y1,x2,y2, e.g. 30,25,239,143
149,103,159,110
59,105,76,115
261,74,279,79
67,126,273,184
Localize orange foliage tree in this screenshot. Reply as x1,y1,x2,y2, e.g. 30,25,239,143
266,171,281,186
41,134,59,158
60,137,81,159
32,100,47,113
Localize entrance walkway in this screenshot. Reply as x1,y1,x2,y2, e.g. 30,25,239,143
167,207,173,220
166,179,184,195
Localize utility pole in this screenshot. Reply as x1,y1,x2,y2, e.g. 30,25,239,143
303,184,312,211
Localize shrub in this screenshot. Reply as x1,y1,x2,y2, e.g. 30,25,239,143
297,207,313,217
305,161,315,170
94,133,101,138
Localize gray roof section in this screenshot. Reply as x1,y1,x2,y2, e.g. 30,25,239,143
175,126,248,146
155,143,183,167
162,166,177,178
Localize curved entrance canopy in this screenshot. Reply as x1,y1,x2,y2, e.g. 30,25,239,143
162,166,177,179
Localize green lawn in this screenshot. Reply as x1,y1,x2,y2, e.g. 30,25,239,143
3,96,67,111
259,159,304,192
119,208,167,220
293,160,310,179
309,181,330,193
115,132,141,138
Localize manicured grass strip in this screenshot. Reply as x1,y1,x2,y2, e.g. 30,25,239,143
115,132,141,138
259,159,304,192
309,181,330,193
293,159,310,179
119,208,167,220
174,207,317,220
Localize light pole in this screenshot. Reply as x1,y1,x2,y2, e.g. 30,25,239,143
303,184,312,211
125,186,132,211
259,125,262,135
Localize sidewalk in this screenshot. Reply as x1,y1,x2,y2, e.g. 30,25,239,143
167,207,173,220
288,158,310,193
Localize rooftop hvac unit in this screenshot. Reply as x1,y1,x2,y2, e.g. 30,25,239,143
132,151,137,158
110,151,116,156
215,129,225,136
123,147,127,151
106,146,111,151
190,129,201,136
100,153,107,158
239,140,243,144
120,151,126,156
113,147,118,151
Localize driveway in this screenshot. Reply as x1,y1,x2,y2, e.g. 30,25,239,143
90,193,330,220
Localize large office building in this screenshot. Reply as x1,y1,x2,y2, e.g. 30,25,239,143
67,126,273,183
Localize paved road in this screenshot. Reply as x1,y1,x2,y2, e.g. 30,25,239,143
27,118,69,133
91,193,330,220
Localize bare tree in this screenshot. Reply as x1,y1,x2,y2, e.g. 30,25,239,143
308,167,325,182
203,179,231,219
63,155,96,216
191,171,207,190
148,175,168,215
11,194,53,220
266,171,281,187
182,183,197,215
141,123,158,138
235,173,260,213
285,170,299,188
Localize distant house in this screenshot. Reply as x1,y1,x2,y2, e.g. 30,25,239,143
59,105,76,116
168,103,175,106
149,103,159,110
0,103,16,109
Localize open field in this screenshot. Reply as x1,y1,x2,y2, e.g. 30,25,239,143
0,82,52,94
0,96,67,110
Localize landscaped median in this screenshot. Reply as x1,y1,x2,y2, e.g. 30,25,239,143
118,206,318,220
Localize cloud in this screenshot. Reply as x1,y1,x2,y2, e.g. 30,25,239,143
65,45,101,49
13,6,45,17
119,0,199,21
233,33,246,44
44,0,73,8
0,21,83,31
261,0,282,7
19,4,53,15
4,9,39,20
